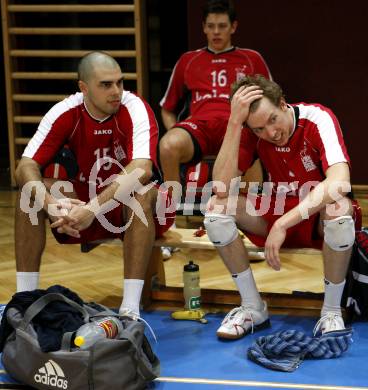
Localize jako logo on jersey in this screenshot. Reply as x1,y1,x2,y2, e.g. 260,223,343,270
211,58,226,63
94,129,112,135
275,146,291,152
180,121,198,130
34,360,68,389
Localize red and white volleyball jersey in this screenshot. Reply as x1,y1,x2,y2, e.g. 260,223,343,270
160,47,271,118
238,103,350,196
23,91,159,193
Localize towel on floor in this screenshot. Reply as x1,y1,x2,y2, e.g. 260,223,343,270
247,328,353,372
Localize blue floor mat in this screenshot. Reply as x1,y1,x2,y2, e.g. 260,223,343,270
1,307,367,389
141,310,368,389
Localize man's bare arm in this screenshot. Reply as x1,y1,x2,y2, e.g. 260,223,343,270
91,158,154,209
264,162,351,270
15,157,55,211
213,86,263,197
274,162,351,231
161,107,177,131
52,158,155,234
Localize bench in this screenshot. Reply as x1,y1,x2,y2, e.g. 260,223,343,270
142,228,323,311
81,227,323,310
144,200,362,310
153,227,321,254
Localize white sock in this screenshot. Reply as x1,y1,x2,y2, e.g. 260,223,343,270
16,272,39,292
321,278,345,316
232,267,263,310
120,279,144,316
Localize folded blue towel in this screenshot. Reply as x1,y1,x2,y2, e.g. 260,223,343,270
247,328,353,372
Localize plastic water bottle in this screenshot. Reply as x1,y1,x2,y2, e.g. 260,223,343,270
183,260,201,310
74,316,123,350
0,305,5,323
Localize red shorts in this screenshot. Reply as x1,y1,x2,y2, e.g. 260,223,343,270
52,181,174,244
243,195,361,249
175,115,228,157
244,195,323,249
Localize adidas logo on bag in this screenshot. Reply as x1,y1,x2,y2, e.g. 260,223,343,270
34,359,68,389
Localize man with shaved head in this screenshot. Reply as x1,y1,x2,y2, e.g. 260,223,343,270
77,51,119,82
14,51,172,318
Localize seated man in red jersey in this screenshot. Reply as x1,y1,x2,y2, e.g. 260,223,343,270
159,0,272,258
14,51,172,318
204,75,360,339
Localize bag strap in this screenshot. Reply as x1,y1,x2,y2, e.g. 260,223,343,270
119,329,160,380
19,293,89,330
141,336,160,379
89,309,117,319
60,331,75,351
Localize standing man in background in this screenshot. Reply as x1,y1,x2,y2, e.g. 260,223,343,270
159,0,272,257
159,0,271,198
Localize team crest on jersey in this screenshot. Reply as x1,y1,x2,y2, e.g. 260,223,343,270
301,154,317,172
235,65,248,82
300,142,317,172
113,140,126,162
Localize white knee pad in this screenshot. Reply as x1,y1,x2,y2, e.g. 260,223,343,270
204,213,238,246
323,215,355,251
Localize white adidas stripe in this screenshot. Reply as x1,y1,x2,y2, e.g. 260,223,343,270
49,360,65,378
38,359,65,378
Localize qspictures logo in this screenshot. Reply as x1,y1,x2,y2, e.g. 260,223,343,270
19,156,353,230
34,359,68,389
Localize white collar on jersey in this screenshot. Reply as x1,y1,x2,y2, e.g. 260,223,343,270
287,104,297,139
83,102,111,123
206,46,235,55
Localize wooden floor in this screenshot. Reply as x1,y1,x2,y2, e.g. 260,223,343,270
0,190,367,310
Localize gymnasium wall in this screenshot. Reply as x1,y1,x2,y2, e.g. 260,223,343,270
187,0,368,184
